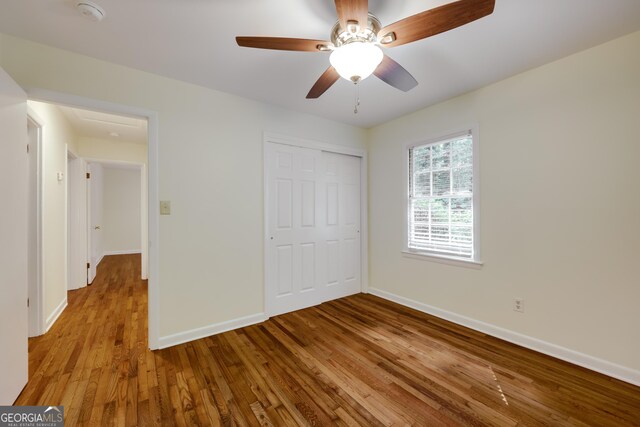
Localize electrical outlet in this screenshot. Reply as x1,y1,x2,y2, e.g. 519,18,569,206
514,298,524,313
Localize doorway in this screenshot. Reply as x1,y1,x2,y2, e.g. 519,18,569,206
87,160,145,284
24,91,159,349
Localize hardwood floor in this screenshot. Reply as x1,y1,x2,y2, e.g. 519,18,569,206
17,254,640,426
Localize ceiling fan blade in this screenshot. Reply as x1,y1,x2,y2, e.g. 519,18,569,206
374,55,418,92
378,0,495,48
236,37,332,52
306,67,340,99
334,0,369,32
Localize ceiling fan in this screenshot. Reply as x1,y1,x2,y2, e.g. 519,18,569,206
236,0,496,99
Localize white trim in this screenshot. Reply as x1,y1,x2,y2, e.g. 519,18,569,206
141,164,148,280
158,313,268,349
25,87,161,350
26,107,45,337
103,250,141,256
44,298,67,333
402,125,481,265
26,104,45,128
262,142,270,314
360,151,369,293
368,287,640,387
262,132,369,314
95,253,105,268
84,158,143,169
264,132,366,158
64,143,68,300
147,110,159,349
401,251,483,268
67,146,79,160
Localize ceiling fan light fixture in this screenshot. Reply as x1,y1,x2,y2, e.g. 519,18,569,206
329,42,383,83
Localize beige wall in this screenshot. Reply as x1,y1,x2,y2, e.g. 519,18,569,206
0,34,368,339
102,167,142,253
78,137,147,164
368,32,640,371
27,100,78,324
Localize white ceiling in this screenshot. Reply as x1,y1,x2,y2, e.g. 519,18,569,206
2,0,640,128
58,104,148,144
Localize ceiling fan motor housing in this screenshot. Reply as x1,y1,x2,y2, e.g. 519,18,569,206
331,13,382,48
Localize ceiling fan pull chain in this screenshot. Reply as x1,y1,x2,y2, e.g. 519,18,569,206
354,82,360,114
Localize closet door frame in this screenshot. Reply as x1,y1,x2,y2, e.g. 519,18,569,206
263,132,368,317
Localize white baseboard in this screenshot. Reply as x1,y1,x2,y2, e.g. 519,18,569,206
368,288,640,387
45,298,67,333
158,313,268,349
103,250,141,256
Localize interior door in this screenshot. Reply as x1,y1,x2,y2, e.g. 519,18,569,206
266,143,323,316
87,162,102,284
266,142,361,317
87,163,94,283
68,157,88,289
321,151,362,301
0,66,29,404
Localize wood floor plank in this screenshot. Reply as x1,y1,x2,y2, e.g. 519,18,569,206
16,254,640,426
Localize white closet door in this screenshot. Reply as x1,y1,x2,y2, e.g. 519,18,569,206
266,143,323,316
321,151,361,302
266,143,361,317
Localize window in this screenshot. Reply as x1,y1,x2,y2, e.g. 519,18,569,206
406,130,478,262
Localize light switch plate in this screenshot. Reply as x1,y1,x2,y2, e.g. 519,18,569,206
160,200,171,215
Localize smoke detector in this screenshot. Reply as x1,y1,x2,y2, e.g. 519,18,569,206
76,1,105,22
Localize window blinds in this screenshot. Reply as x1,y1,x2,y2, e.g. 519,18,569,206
408,132,474,259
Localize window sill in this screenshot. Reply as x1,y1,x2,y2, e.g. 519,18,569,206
401,250,484,269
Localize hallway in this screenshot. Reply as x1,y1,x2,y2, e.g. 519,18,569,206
17,255,149,425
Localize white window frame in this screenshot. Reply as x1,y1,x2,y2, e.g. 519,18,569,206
402,127,482,268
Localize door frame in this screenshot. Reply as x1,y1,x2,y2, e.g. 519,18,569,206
25,88,161,349
262,132,369,317
67,147,88,291
26,105,45,337
86,161,98,284
85,158,147,280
